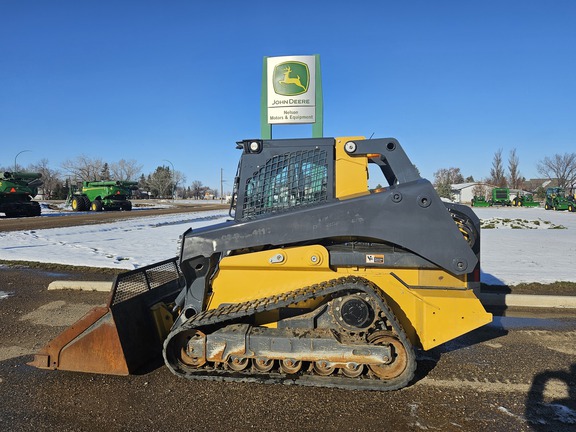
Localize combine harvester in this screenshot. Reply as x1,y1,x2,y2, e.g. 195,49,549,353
31,136,492,391
0,171,43,217
67,180,138,211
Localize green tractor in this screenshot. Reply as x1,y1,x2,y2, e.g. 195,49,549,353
544,187,571,211
471,195,491,207
0,171,43,217
67,180,138,212
512,193,540,207
567,192,576,213
489,187,511,206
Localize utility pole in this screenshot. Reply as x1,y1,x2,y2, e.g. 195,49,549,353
220,168,224,203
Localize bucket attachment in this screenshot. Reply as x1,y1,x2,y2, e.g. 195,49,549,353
29,258,184,375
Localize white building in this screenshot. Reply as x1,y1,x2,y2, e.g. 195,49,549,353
450,182,492,204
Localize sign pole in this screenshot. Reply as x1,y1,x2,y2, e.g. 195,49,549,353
260,56,272,139
312,55,323,138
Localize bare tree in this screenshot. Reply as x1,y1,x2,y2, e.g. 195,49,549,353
61,155,105,183
489,149,507,187
189,180,204,199
110,159,143,181
29,158,61,199
537,153,576,192
507,148,522,189
172,170,186,197
433,167,465,186
472,183,488,198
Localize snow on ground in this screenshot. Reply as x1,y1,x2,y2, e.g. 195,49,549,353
0,207,230,270
0,204,575,285
474,206,576,285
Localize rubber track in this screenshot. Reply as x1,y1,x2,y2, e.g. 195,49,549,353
163,276,417,391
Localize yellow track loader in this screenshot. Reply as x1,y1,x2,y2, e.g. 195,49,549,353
30,136,491,391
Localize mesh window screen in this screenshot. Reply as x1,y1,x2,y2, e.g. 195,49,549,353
241,148,328,219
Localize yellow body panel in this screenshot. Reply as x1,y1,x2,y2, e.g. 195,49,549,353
209,245,492,351
334,136,370,199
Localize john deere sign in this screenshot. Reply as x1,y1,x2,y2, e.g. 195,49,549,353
261,55,323,138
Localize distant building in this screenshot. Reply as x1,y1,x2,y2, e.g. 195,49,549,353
522,178,556,193
450,182,492,204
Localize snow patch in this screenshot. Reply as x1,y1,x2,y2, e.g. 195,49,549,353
0,291,14,300
481,217,565,230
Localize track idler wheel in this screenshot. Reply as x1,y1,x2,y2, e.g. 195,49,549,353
174,330,206,368
227,356,250,371
252,357,274,372
367,331,409,380
341,362,364,378
280,359,302,374
313,360,335,376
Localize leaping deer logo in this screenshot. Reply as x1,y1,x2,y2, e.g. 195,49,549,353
279,66,306,91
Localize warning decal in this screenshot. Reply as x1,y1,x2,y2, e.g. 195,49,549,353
365,254,384,264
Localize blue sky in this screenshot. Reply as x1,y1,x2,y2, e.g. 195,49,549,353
1,1,575,192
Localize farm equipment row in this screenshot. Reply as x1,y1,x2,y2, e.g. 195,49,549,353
472,186,575,211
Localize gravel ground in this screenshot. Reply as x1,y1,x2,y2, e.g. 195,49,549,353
1,266,575,432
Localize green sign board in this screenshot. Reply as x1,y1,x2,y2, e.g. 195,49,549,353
261,55,323,139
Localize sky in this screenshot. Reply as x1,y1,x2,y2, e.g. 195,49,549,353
0,204,575,285
1,1,575,192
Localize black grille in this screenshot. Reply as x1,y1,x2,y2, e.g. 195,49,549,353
241,148,328,220
111,258,182,306
494,190,508,199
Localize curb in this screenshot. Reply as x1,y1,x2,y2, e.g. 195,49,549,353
479,292,576,309
48,280,112,292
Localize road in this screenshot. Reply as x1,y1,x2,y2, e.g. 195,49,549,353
1,267,574,432
0,201,228,232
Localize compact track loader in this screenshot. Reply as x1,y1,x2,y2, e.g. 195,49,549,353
30,136,492,391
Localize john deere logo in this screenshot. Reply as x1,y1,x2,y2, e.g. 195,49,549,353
273,61,309,96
